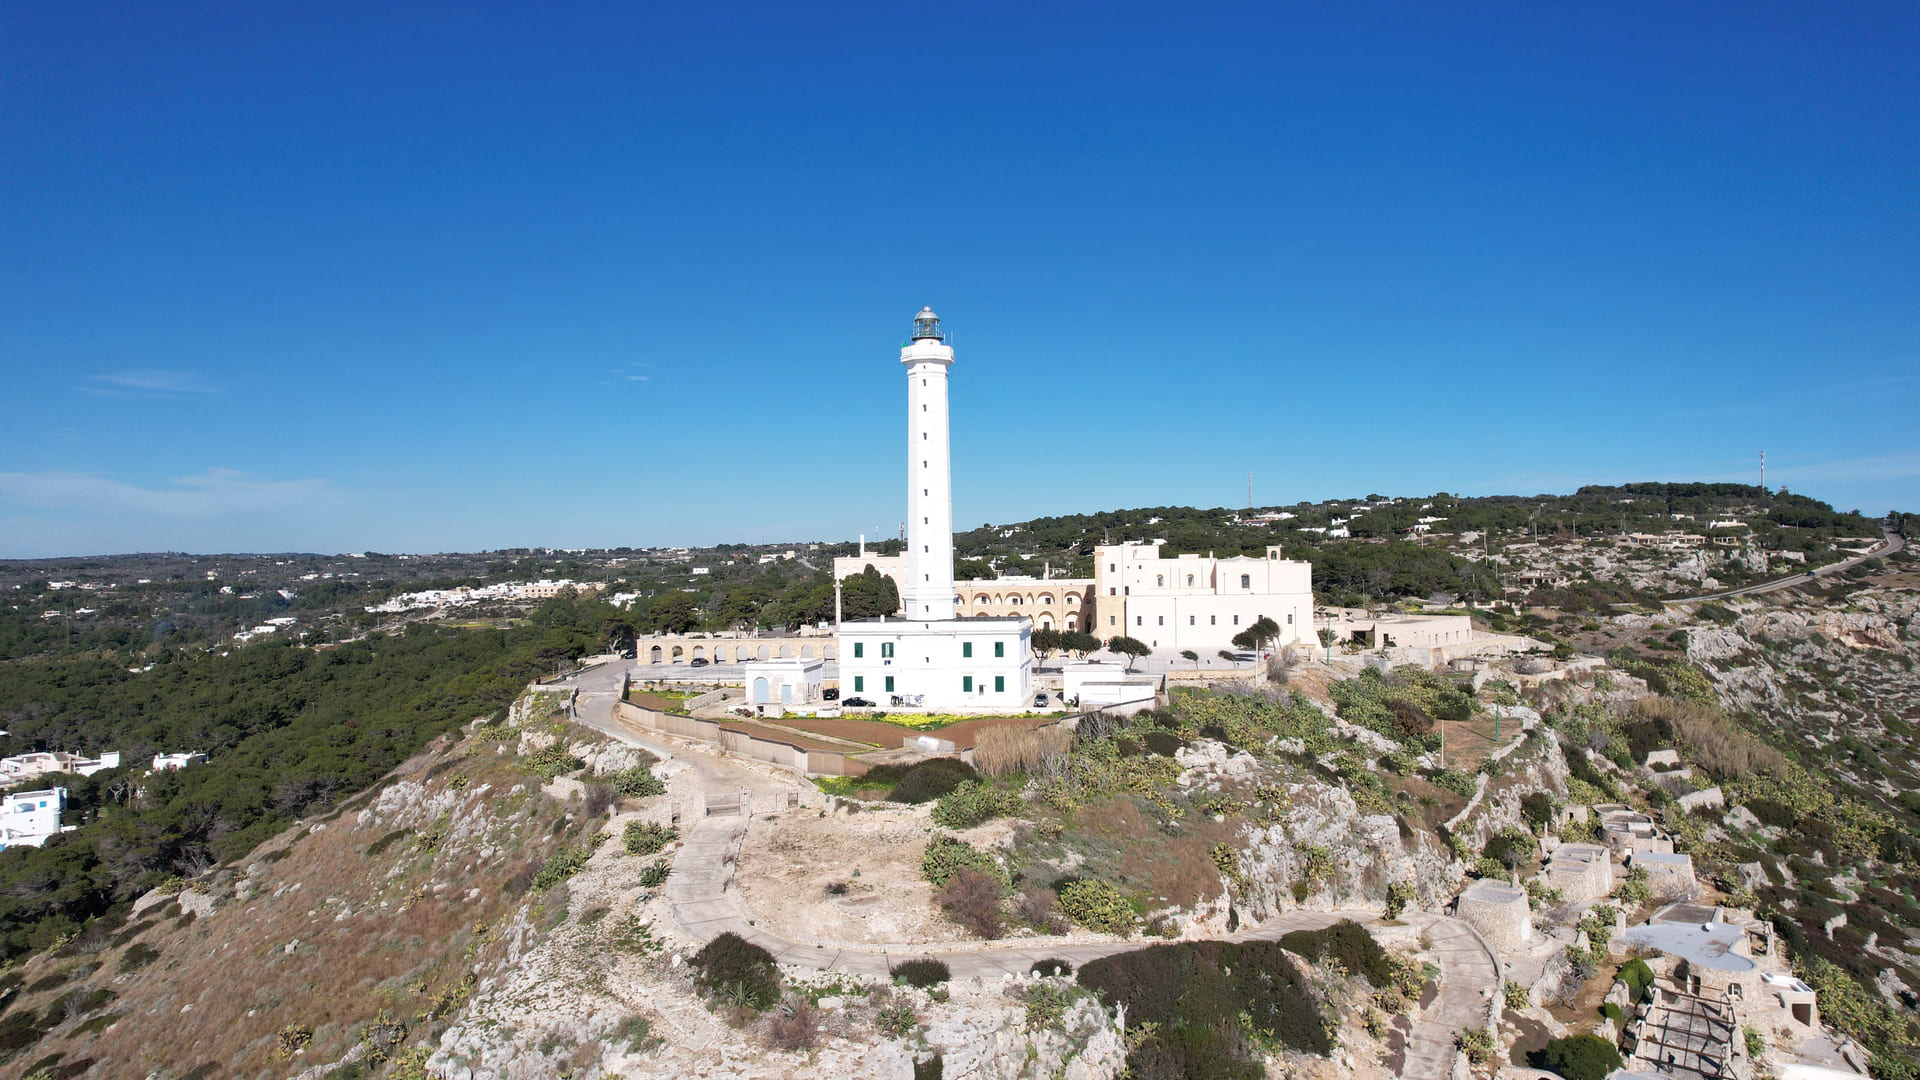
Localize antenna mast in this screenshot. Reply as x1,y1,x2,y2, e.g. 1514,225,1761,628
1759,450,1766,492
1246,472,1253,511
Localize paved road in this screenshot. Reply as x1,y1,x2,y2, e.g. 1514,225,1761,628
549,666,1497,1080
1667,528,1903,605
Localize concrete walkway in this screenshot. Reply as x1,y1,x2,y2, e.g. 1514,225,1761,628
550,665,1498,1080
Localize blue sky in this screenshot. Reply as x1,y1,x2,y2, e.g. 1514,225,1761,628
2,2,1915,556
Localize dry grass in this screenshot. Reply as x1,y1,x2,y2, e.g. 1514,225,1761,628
6,731,583,1078
1069,796,1229,911
765,995,820,1050
937,869,1006,939
1634,696,1785,781
973,724,1072,778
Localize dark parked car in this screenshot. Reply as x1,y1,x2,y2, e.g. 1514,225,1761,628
842,697,874,708
1035,693,1049,707
822,687,840,701
689,657,708,667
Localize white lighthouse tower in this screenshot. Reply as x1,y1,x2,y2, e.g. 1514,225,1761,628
903,307,957,621
834,307,1032,712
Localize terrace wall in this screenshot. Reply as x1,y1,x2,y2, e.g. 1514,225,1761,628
612,700,869,778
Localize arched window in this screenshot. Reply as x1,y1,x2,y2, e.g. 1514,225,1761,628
1240,574,1251,588
1065,594,1078,606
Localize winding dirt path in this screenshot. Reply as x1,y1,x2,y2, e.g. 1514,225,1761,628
559,668,1498,1080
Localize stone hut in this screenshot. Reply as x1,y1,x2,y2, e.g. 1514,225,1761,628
1545,842,1615,902
1598,806,1673,856
1454,879,1532,951
1632,850,1698,901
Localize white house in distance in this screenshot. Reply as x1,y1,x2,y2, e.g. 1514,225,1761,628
1062,661,1156,714
1091,542,1315,652
835,308,1035,711
1,788,73,850
151,752,208,772
741,657,824,709
0,750,121,788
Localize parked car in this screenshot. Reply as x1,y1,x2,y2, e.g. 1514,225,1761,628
842,697,874,708
822,687,840,701
1035,693,1050,707
689,657,709,667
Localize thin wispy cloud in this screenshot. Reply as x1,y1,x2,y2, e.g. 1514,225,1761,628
0,468,331,517
82,369,224,397
626,374,650,381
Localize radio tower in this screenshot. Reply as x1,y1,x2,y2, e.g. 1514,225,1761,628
1760,450,1766,492
1246,472,1253,511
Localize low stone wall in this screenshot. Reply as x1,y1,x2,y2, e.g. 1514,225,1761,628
612,700,867,778
684,688,730,711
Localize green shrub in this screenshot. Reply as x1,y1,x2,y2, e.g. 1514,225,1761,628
1616,866,1652,906
876,1002,918,1037
1521,792,1557,830
609,764,664,797
1541,1033,1623,1080
1601,1001,1624,1024
1059,879,1135,934
1017,981,1078,1031
637,860,671,888
930,781,1020,829
623,820,677,856
1142,731,1185,756
1030,958,1073,977
921,834,1003,889
1277,920,1392,985
525,743,583,779
1384,882,1414,921
1459,1026,1494,1064
891,958,950,988
118,942,160,973
1483,827,1538,869
689,932,779,1010
1078,939,1328,1077
1429,768,1477,797
530,842,596,890
890,758,979,804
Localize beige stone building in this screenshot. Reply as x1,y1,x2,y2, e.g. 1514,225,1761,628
831,550,1096,632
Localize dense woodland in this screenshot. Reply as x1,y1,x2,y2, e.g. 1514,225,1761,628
0,591,618,961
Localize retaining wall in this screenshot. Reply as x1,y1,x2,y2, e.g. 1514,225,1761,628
612,700,868,778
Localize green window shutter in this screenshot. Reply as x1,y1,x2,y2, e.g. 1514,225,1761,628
963,675,973,692
853,676,863,692
853,643,863,658
885,676,895,692
962,642,972,658
994,641,1004,658
994,675,1005,693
